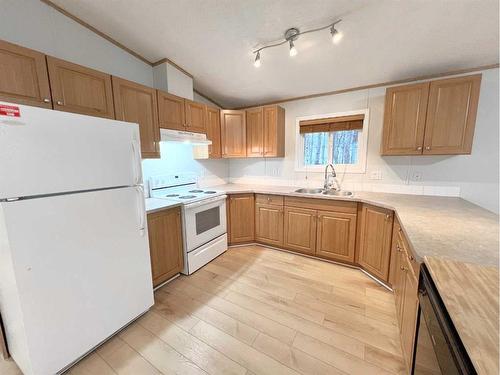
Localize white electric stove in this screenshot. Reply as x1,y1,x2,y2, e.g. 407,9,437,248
149,174,227,275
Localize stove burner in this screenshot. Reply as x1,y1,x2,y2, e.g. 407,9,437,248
189,190,204,193
204,191,217,194
165,194,179,197
179,195,196,199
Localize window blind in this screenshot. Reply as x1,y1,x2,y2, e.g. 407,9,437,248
299,114,364,134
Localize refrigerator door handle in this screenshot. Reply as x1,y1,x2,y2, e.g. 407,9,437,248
131,140,143,185
136,186,146,236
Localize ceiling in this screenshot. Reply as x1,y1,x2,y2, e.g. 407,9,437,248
50,0,499,108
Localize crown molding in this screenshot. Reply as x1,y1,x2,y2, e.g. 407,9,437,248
233,63,500,109
193,89,224,108
152,58,193,78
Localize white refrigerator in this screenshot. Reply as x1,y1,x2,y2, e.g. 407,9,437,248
0,102,154,375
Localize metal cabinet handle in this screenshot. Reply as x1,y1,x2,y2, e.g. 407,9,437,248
56,100,64,106
416,146,422,151
43,98,51,103
400,266,407,271
425,146,431,150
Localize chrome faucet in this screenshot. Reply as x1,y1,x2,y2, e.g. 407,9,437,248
324,164,339,191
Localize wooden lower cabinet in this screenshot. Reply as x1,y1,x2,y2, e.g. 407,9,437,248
400,257,419,371
228,194,255,244
316,210,357,263
255,203,284,247
357,204,394,282
147,207,184,287
283,207,317,255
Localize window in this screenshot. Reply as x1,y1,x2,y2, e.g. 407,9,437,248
296,110,368,173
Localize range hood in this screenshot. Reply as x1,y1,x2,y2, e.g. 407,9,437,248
160,128,212,145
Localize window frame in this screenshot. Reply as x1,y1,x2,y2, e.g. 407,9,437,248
295,109,369,174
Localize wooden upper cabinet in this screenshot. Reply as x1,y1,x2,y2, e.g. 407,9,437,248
46,56,114,119
205,106,222,158
185,99,206,133
157,90,185,131
255,203,284,247
316,210,357,263
423,74,481,155
112,76,160,159
228,194,255,244
357,204,394,282
221,110,247,158
0,39,51,108
381,82,429,155
381,74,481,156
147,207,184,287
284,207,317,255
246,107,264,157
263,105,285,157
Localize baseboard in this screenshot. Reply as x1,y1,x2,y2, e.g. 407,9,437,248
153,273,181,291
228,242,393,291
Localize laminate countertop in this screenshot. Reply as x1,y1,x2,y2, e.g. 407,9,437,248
425,257,499,375
214,183,499,267
145,198,181,214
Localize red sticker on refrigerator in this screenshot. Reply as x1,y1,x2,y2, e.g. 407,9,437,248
0,104,21,117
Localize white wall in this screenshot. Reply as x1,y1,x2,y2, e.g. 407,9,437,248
0,0,153,86
142,143,228,189
229,69,500,213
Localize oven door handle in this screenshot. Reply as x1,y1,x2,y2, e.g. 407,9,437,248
184,194,227,209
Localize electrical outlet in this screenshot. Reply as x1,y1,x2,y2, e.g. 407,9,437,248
369,170,382,180
411,171,423,181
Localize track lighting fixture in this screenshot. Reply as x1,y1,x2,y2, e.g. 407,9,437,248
330,25,343,44
254,51,261,67
252,19,342,67
289,40,297,57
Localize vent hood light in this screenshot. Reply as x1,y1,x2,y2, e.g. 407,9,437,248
160,128,212,146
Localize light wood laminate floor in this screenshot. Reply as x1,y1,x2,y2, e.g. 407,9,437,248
1,245,405,375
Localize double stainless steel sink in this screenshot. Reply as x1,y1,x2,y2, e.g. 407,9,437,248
294,188,353,197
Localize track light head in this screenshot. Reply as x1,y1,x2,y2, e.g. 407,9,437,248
330,25,343,44
254,51,261,67
289,40,298,57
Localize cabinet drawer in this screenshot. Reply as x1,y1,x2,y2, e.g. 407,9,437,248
255,194,284,206
398,227,420,277
284,196,357,214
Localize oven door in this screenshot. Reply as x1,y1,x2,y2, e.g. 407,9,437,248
183,195,227,252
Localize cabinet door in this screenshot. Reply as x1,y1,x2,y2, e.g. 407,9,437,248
263,105,285,157
423,74,481,155
357,204,393,282
316,210,356,263
47,56,114,119
394,238,406,328
0,40,51,108
221,110,246,157
284,207,317,255
381,82,429,155
229,194,255,244
157,90,185,130
147,207,184,287
400,257,419,371
246,107,264,157
255,203,284,247
206,106,221,158
112,77,160,159
185,99,206,133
